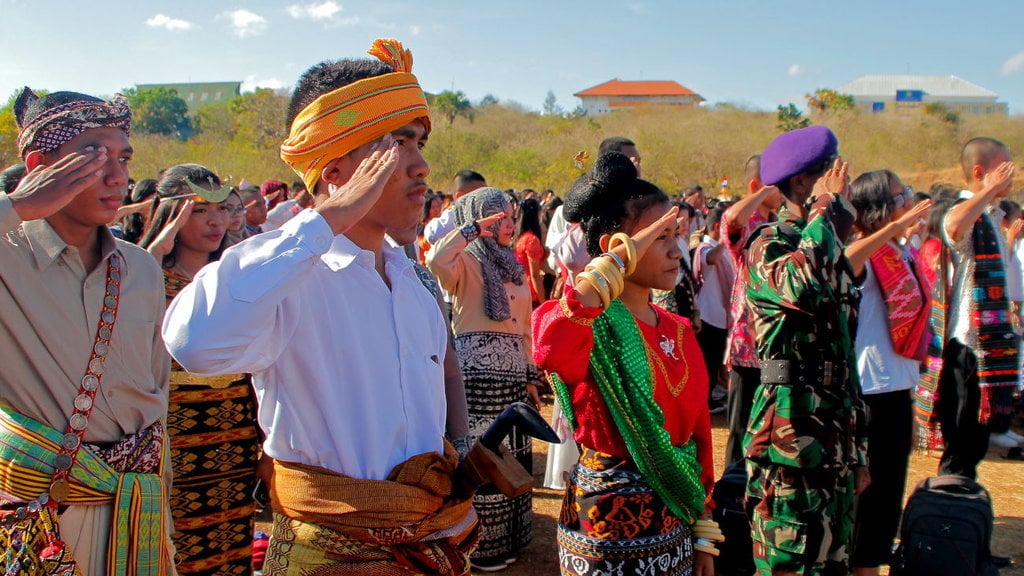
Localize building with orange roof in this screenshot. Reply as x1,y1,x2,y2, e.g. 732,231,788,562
574,79,705,116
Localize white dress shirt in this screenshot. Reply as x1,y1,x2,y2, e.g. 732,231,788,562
163,209,449,480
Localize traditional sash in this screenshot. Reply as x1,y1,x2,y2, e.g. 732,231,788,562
0,406,170,575
914,239,949,451
971,213,1020,421
868,243,930,360
550,299,706,524
270,444,476,544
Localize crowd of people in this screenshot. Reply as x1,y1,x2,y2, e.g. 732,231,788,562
0,37,1021,576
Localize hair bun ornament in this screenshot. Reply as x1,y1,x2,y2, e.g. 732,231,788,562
573,151,590,170
368,38,413,73
184,175,231,203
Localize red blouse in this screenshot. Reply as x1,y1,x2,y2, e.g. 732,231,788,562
532,287,715,502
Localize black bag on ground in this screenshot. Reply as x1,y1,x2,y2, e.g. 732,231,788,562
891,475,998,576
712,460,755,576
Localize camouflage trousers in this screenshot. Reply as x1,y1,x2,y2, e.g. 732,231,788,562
745,463,854,576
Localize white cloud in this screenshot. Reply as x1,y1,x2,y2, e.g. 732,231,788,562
628,3,650,14
409,24,421,36
241,75,286,93
1000,51,1024,77
788,64,804,78
287,1,341,20
145,14,192,32
221,9,267,37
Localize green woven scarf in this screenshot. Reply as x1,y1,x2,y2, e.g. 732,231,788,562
550,299,706,523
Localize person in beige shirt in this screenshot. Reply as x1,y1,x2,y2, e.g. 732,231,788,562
0,89,173,574
426,186,540,572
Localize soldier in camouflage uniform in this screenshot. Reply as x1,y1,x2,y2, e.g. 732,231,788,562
743,126,871,576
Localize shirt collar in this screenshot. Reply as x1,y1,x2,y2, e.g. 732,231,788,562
23,219,118,270
322,233,416,276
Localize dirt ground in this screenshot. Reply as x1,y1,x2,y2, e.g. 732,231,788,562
498,407,1024,576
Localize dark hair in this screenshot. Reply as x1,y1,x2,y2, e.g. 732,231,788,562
999,199,1021,222
927,198,953,240
423,193,443,223
704,202,729,235
672,199,696,218
287,59,394,130
743,154,762,186
541,195,563,227
0,164,27,194
121,178,158,244
960,137,1009,182
564,152,668,257
139,164,227,268
850,169,899,234
516,198,543,242
598,136,636,156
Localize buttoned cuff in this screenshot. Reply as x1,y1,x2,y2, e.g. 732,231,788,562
282,208,335,256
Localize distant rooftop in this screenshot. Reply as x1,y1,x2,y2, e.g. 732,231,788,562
836,75,997,100
574,79,700,98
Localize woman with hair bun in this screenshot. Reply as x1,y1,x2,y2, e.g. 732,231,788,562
533,152,719,576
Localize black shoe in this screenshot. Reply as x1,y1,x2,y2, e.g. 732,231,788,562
991,554,1013,568
470,557,508,573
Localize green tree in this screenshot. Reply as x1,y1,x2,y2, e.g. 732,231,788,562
776,103,810,132
430,90,473,125
543,90,562,116
123,87,192,138
479,94,499,107
231,89,289,150
923,102,961,126
804,88,855,114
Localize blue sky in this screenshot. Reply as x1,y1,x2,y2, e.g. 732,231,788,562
2,0,1023,114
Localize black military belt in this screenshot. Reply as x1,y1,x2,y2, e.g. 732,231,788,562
759,359,846,386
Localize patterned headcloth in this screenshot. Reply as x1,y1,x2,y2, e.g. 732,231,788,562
453,187,525,322
280,38,431,193
14,88,131,158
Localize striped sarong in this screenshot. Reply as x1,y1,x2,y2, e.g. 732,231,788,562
0,405,172,575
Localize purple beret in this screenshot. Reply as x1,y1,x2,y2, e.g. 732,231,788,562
760,126,838,186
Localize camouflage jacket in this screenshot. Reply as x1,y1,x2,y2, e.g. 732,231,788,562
743,193,868,471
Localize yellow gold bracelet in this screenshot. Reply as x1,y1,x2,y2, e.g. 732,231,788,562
586,257,624,298
608,233,638,276
576,270,611,309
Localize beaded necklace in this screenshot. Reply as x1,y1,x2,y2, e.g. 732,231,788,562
551,299,706,524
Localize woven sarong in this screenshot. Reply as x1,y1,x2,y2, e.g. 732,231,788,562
557,447,694,576
0,405,171,575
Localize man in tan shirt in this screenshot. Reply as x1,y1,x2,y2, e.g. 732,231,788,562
0,89,173,573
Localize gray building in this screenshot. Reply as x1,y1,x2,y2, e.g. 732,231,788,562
836,75,1007,116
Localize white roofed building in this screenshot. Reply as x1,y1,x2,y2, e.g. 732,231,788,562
836,75,1007,116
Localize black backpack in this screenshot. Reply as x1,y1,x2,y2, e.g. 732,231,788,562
712,460,755,576
891,475,998,576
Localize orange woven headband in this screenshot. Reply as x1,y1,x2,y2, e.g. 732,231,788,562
280,39,431,193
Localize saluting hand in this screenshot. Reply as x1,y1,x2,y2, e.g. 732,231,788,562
316,134,399,235
818,157,851,198
147,200,194,261
8,147,109,222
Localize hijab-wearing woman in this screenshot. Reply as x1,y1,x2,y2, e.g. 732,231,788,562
140,164,261,576
427,187,541,572
223,186,251,248
533,153,720,576
844,169,932,576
